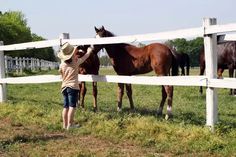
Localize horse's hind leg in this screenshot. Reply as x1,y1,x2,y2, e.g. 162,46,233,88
92,82,98,112
186,65,190,76
125,84,134,111
164,85,174,120
157,85,167,116
117,83,124,112
228,67,234,95
199,65,205,94
234,69,236,95
80,82,87,109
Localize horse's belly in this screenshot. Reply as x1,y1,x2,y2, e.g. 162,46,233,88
132,65,152,75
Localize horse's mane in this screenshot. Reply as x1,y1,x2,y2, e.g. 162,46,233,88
105,29,115,37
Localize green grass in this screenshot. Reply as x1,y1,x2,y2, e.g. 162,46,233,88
0,68,235,156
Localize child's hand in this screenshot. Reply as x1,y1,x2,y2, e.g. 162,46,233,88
87,47,94,53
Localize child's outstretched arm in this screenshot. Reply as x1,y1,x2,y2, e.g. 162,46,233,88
78,47,93,65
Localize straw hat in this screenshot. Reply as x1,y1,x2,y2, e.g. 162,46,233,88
57,42,77,61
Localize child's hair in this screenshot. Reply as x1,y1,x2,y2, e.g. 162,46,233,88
64,58,72,64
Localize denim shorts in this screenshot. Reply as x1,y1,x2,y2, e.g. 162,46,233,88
62,87,79,108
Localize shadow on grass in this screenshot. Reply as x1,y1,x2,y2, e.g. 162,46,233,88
0,133,66,150
176,112,206,125
105,107,209,126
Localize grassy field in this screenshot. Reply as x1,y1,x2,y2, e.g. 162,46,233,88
0,68,235,156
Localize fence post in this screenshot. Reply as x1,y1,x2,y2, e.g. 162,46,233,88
0,41,7,102
203,18,218,130
59,33,70,46
19,57,23,74
59,33,70,65
4,56,8,74
22,57,26,70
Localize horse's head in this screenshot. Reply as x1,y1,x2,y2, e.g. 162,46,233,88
95,26,114,38
76,45,90,58
95,26,106,38
94,26,114,53
77,44,102,56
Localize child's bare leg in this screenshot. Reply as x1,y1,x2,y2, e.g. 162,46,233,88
67,107,76,128
62,108,69,129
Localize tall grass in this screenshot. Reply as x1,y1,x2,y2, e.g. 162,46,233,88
0,67,235,156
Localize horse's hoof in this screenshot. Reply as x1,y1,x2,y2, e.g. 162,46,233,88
165,114,173,120
156,110,163,116
117,107,122,112
130,108,136,113
93,107,98,112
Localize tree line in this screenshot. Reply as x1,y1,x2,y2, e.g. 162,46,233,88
0,11,56,61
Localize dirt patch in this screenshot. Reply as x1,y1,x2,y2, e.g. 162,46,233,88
74,135,162,157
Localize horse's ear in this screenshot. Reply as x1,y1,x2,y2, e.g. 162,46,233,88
94,26,99,33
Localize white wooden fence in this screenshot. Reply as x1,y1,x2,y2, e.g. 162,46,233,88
4,55,59,74
0,18,236,129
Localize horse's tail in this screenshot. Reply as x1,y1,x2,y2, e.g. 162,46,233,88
170,50,179,76
185,53,190,75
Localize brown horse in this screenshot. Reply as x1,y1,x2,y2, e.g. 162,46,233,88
171,48,190,75
76,45,100,111
178,52,190,75
94,26,178,118
199,41,236,95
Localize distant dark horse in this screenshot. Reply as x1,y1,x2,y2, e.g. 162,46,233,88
171,48,190,75
76,45,100,111
199,41,236,95
94,26,178,118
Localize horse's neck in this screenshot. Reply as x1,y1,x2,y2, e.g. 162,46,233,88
171,49,180,60
105,43,130,57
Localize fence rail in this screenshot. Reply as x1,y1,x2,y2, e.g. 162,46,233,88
0,22,236,51
0,74,235,89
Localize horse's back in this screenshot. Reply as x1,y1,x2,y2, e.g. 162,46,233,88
199,41,236,70
217,41,236,67
146,43,172,58
146,43,173,75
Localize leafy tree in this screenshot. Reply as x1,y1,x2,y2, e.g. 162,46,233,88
0,11,32,44
0,11,56,61
30,33,56,61
187,37,203,66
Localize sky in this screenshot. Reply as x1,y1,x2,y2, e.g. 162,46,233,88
1,0,236,40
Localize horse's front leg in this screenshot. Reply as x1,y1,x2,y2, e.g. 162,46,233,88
117,83,124,112
125,84,135,111
79,82,87,109
157,85,167,116
92,82,98,112
181,66,185,75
